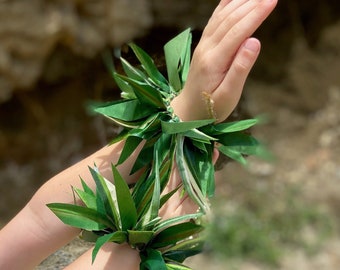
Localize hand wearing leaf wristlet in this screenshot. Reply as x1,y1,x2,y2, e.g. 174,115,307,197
0,0,277,269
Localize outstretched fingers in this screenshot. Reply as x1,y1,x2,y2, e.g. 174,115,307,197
172,0,277,122
212,0,277,70
204,0,256,43
212,0,233,16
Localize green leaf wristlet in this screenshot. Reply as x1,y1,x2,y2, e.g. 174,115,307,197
48,164,204,268
48,29,266,269
92,29,265,209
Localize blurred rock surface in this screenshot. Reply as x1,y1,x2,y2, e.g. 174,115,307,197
0,0,152,102
1,0,340,105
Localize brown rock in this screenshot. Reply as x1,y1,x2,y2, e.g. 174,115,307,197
0,0,152,102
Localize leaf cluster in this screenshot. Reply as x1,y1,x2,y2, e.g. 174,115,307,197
48,163,204,269
48,28,266,269
93,29,266,211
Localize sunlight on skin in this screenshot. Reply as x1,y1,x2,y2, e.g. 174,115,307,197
172,0,277,123
0,1,278,269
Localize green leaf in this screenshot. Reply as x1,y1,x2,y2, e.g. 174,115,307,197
128,113,162,140
116,136,143,166
154,212,203,233
149,150,162,219
179,31,192,86
136,217,162,232
73,187,97,210
89,167,121,229
218,146,247,165
140,249,167,270
133,161,172,228
72,178,97,210
95,188,107,217
80,178,95,197
166,263,192,270
47,203,112,230
92,231,127,263
163,237,205,263
116,74,166,109
164,236,205,252
111,165,138,230
164,28,192,92
182,129,216,144
133,133,174,222
127,230,154,246
153,133,173,164
191,140,207,153
161,119,215,135
132,172,155,220
120,57,147,82
175,136,208,212
129,43,168,89
93,99,157,122
130,130,170,176
130,138,156,174
217,132,266,158
207,118,260,134
140,151,161,230
151,222,203,249
183,140,215,197
109,117,146,129
113,73,136,99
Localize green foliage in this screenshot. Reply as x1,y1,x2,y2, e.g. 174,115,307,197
48,29,267,269
47,203,113,231
93,29,265,209
206,184,334,267
164,28,192,92
48,164,204,268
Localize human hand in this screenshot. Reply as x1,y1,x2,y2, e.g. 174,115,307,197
59,2,280,268
164,0,278,219
172,0,277,123
0,1,278,269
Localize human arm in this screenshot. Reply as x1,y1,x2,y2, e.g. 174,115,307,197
172,0,277,122
65,1,278,269
0,141,145,269
0,0,277,269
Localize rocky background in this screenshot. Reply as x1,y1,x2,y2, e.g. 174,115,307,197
1,0,340,269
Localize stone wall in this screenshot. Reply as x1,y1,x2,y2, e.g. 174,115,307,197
0,0,339,104
0,0,152,102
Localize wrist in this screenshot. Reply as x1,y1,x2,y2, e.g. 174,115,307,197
65,242,140,270
170,87,213,122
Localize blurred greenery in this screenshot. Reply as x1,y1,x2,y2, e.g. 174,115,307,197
205,182,334,267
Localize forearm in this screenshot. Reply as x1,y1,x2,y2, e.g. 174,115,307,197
0,140,143,269
0,213,139,270
0,205,79,270
65,243,140,270
0,90,184,269
0,0,278,268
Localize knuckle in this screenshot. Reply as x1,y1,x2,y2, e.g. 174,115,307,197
233,59,249,73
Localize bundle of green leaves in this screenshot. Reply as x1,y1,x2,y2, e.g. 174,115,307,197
47,29,265,269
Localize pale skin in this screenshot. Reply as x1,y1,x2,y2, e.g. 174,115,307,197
0,0,278,269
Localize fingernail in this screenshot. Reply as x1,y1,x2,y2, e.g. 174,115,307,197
243,38,260,53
